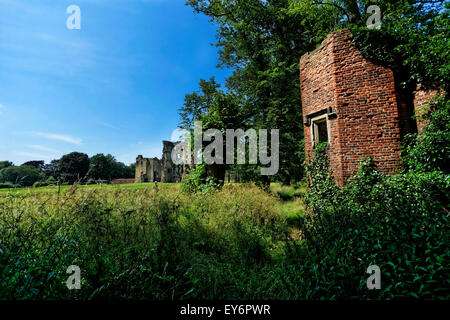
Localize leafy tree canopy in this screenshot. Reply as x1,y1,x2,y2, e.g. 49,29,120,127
0,161,13,170
0,165,44,187
42,160,60,179
21,160,45,171
58,152,90,184
88,154,135,180
181,0,447,185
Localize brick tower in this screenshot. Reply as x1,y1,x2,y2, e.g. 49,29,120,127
300,29,435,186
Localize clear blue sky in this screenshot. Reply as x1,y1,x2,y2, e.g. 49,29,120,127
0,0,230,165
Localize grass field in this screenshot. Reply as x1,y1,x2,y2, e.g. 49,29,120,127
0,182,306,219
0,182,178,193
0,181,308,299
1,178,447,300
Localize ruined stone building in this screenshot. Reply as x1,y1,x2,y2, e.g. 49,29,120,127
300,29,436,186
135,141,190,183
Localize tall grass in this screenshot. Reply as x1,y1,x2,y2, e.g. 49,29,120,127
0,183,290,300
2,177,445,300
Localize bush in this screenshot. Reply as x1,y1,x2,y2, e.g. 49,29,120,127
403,93,450,174
32,181,44,188
33,177,58,188
0,166,44,187
85,178,97,185
293,142,450,299
0,182,20,189
181,164,221,194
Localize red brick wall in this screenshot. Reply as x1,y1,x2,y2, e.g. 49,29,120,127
413,84,438,133
300,30,343,184
300,29,402,186
112,179,135,185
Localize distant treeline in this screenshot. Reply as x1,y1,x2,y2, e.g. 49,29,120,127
0,153,135,188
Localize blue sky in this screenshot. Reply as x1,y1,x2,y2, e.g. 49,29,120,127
0,0,230,165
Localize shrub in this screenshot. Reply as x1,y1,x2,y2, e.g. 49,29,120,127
181,164,221,194
85,178,97,185
0,182,20,189
0,165,44,187
33,177,58,188
293,141,450,299
403,93,450,174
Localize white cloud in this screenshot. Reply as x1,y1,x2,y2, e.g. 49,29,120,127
29,132,82,145
27,145,59,153
14,151,52,161
0,104,3,114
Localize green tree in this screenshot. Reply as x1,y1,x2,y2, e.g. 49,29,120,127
114,162,135,179
88,154,135,180
88,154,136,180
129,163,136,175
346,0,448,91
88,154,117,180
21,160,44,171
184,0,445,185
42,159,59,179
0,166,44,187
58,152,90,184
0,161,13,170
179,77,244,183
184,0,339,184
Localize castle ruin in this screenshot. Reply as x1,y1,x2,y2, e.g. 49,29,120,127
135,141,190,183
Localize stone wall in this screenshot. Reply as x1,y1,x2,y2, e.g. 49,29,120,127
135,155,162,183
135,141,188,183
161,141,183,183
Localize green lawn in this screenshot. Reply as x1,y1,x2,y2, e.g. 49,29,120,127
0,182,179,194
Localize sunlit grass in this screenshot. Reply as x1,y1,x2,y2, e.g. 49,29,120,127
0,182,180,194
0,181,304,299
270,181,307,200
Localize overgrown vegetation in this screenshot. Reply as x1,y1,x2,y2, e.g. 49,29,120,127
299,142,449,299
1,157,447,299
1,0,448,300
0,183,291,299
296,68,449,298
403,94,450,174
181,164,222,194
1,98,448,299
